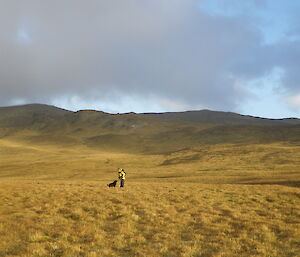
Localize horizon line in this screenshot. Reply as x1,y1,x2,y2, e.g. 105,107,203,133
1,102,299,120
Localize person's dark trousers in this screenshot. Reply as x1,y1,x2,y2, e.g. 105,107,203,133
120,179,125,187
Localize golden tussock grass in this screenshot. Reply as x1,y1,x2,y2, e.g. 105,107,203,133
0,181,299,257
0,139,300,256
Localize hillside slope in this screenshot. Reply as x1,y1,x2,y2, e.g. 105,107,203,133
0,104,299,154
143,110,300,125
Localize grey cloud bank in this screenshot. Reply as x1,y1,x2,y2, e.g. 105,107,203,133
0,0,300,114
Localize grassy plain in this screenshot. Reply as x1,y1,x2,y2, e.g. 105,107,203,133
0,138,300,256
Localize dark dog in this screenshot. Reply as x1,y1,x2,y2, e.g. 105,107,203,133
107,180,117,187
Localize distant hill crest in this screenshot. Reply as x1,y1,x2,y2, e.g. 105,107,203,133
0,103,299,154
1,103,299,125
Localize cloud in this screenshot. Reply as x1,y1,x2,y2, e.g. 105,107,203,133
0,0,300,114
288,94,300,108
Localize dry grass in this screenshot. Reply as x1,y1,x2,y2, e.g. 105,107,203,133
0,138,300,256
0,181,299,257
1,139,300,184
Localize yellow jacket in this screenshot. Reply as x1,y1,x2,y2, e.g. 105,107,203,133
118,170,126,180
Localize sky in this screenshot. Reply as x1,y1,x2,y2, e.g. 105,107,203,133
1,0,300,118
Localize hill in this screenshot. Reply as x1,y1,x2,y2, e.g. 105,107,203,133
1,104,299,128
0,103,70,127
143,110,300,125
0,104,300,154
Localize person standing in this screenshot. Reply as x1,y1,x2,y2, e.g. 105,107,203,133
118,168,126,187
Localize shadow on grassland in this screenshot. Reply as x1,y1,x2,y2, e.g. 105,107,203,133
236,179,300,188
